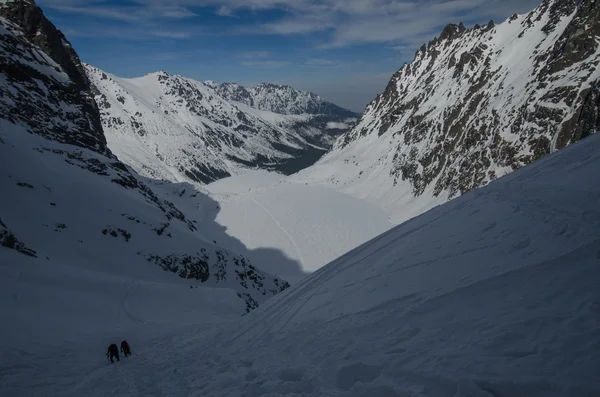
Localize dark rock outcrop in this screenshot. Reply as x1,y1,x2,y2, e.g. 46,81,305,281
0,0,107,155
0,217,37,257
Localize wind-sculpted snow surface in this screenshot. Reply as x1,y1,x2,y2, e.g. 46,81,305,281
296,0,600,224
192,133,600,396
4,116,598,397
85,66,357,185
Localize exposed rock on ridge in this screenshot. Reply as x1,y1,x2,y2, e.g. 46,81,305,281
0,0,107,154
331,0,598,201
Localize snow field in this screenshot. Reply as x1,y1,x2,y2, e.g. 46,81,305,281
0,248,243,397
2,121,599,397
205,172,394,280
0,120,285,396
196,133,600,396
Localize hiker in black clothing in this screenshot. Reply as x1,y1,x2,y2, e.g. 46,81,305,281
120,340,131,357
106,343,120,363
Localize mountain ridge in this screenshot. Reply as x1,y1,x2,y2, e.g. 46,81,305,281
86,65,358,185
205,80,358,118
295,0,599,224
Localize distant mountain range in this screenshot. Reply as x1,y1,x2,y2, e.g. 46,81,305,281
85,66,358,184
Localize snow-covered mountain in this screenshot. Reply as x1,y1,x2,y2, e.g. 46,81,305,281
85,66,358,185
0,1,289,312
205,81,357,118
5,98,600,396
296,0,600,224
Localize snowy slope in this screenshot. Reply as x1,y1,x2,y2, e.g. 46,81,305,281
0,5,289,313
295,0,600,224
204,171,393,282
86,66,358,185
206,132,600,396
5,107,599,397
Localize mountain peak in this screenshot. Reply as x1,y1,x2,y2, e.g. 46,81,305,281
254,82,289,90
301,0,599,223
208,80,358,118
439,22,466,41
85,65,358,184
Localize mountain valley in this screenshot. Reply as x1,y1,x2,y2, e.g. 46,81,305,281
1,0,599,395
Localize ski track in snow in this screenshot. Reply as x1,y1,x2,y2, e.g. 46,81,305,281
248,196,308,268
206,173,394,276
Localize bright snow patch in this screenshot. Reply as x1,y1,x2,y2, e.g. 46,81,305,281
205,172,393,282
326,121,350,129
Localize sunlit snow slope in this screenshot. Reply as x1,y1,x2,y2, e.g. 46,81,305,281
4,115,599,397
205,171,393,281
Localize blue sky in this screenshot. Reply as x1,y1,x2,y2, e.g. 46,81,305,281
38,0,542,112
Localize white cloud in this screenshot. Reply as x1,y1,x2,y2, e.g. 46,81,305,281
195,0,541,47
262,14,334,35
158,6,197,18
152,30,193,39
47,5,142,22
305,58,335,66
215,5,235,16
39,0,543,47
238,50,271,59
240,60,290,68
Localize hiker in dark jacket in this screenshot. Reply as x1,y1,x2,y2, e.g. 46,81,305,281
106,343,119,363
120,340,131,357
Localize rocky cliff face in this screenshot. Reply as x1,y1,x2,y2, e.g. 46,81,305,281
0,2,289,311
0,0,107,154
297,0,599,222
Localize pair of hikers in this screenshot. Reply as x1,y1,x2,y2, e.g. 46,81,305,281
106,340,132,363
